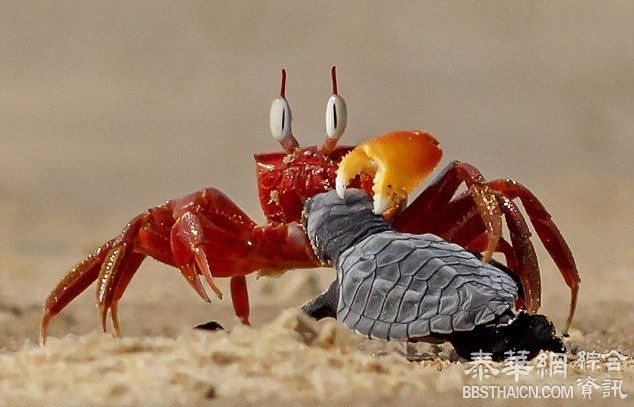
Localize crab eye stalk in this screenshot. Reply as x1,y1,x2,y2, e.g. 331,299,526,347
270,69,299,152
321,66,347,154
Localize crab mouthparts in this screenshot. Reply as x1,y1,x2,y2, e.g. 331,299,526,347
336,131,443,215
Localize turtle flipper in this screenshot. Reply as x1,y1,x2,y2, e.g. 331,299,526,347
446,311,565,361
301,280,339,320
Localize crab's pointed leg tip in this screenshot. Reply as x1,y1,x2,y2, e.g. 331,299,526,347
39,330,47,347
111,304,122,338
197,287,212,303
100,311,108,333
211,287,223,300
39,313,50,346
195,281,212,303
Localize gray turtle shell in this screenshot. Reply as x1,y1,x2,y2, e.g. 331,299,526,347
335,232,518,341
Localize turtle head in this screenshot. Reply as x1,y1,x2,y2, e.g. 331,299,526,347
303,189,390,265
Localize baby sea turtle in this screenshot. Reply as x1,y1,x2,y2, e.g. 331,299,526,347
301,189,565,361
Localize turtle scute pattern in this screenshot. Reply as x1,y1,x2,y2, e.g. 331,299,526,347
335,231,518,341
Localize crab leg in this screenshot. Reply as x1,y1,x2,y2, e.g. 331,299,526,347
467,234,525,310
487,179,580,333
96,244,128,333
178,263,212,303
424,191,482,243
230,276,250,325
337,132,579,332
393,161,503,262
109,251,146,336
429,192,542,314
95,246,146,337
436,182,579,332
394,164,578,332
40,242,109,345
427,195,524,299
171,212,224,299
40,185,320,343
495,194,541,313
421,192,514,266
40,214,146,344
467,233,519,277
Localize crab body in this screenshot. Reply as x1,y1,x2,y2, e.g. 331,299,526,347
40,67,579,345
255,146,360,223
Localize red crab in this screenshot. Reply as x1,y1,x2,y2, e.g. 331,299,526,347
40,67,579,344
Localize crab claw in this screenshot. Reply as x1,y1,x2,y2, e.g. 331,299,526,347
336,131,443,215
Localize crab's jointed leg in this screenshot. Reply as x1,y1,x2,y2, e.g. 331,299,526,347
393,161,503,262
40,187,319,345
418,175,579,332
338,133,580,333
395,162,579,332
466,233,525,309
109,252,146,336
41,214,146,344
41,246,106,344
230,276,250,325
467,235,519,284
171,211,224,300
96,243,128,334
495,194,541,313
423,191,540,311
487,179,580,333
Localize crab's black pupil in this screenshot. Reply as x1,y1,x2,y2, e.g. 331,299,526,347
332,103,337,128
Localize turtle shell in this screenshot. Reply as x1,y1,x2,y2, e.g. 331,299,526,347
335,232,518,341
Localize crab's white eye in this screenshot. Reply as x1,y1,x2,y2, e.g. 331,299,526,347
325,94,347,140
269,97,292,142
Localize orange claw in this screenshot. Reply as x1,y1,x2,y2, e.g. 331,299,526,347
336,130,443,215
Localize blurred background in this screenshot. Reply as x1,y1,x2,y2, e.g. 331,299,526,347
0,1,632,347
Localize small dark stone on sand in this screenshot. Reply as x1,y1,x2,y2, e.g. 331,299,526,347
204,385,217,400
195,321,226,332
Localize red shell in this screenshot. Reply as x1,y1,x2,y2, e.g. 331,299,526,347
255,146,367,223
